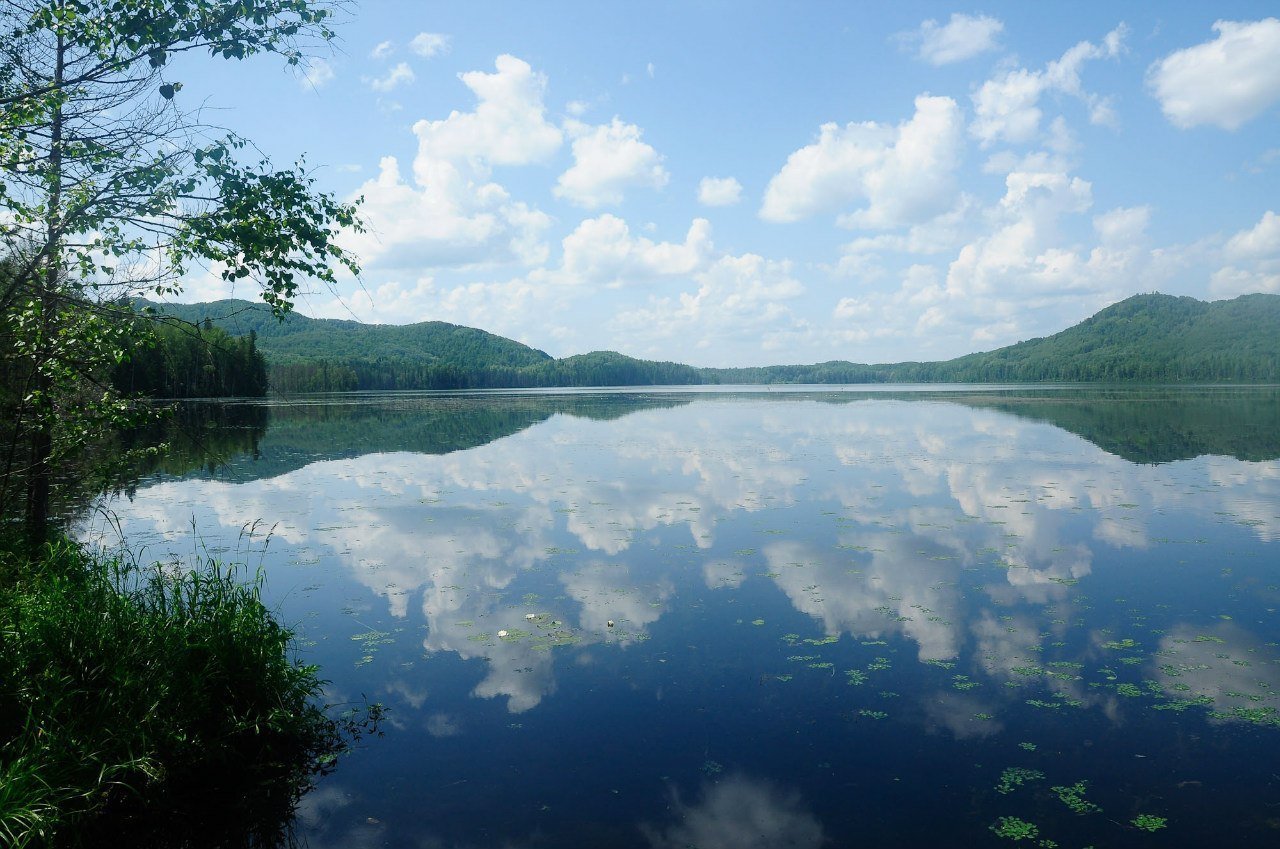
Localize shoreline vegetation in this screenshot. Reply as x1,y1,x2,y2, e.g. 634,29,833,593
0,534,382,847
0,1,371,844
142,291,1280,395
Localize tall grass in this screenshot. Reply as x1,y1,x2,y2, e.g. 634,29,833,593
0,537,380,847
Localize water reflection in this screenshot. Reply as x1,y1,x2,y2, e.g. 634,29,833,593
85,389,1280,847
1153,624,1280,725
94,396,1280,693
642,774,824,849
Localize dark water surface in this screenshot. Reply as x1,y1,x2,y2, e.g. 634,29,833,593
84,386,1280,848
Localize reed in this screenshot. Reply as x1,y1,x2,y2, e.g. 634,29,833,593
0,536,379,847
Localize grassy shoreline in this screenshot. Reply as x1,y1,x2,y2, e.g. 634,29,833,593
0,536,379,847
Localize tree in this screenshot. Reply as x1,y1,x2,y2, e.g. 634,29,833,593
0,0,361,540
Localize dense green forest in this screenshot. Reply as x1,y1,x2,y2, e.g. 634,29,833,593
146,292,1280,392
144,299,704,390
706,294,1280,384
112,321,269,398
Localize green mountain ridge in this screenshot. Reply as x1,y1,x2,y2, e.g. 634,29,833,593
144,298,553,370
144,292,1280,389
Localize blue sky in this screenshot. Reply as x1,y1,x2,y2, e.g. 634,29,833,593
174,1,1280,366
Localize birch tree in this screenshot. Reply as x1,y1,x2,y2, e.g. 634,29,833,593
0,0,361,539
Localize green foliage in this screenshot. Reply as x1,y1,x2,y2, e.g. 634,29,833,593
112,318,268,398
0,0,359,540
990,816,1039,842
1131,814,1167,832
0,284,158,527
1,1,358,313
996,767,1045,795
0,536,381,846
1051,781,1101,814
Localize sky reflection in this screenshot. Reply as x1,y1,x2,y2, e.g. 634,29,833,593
84,392,1280,847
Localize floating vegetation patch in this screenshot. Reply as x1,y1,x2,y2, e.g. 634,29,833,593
1132,814,1168,832
989,816,1039,842
1208,706,1280,726
1151,695,1214,712
996,767,1045,795
1051,781,1101,815
1025,699,1061,710
351,627,394,668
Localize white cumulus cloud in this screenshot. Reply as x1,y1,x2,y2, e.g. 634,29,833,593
760,94,963,228
970,25,1127,146
1213,209,1280,297
555,118,669,208
1148,19,1280,130
829,158,1180,360
416,55,564,167
610,253,807,360
410,32,451,58
911,13,1004,65
1093,205,1151,246
343,56,564,272
946,168,1095,300
560,215,713,286
697,176,743,207
341,156,552,271
1225,210,1280,260
367,61,415,92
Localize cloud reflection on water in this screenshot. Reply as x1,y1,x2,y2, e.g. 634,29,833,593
642,773,825,849
91,397,1280,721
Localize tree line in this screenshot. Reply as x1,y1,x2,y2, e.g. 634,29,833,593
112,321,268,398
267,350,706,392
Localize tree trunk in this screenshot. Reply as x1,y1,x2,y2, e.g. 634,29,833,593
24,22,65,543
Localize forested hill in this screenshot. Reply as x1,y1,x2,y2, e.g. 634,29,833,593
705,293,1280,384
148,292,1280,390
141,299,702,390
926,292,1280,382
142,299,553,369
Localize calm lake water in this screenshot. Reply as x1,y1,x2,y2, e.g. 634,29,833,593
83,386,1280,848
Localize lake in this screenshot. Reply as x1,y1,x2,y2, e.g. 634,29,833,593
82,386,1280,848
